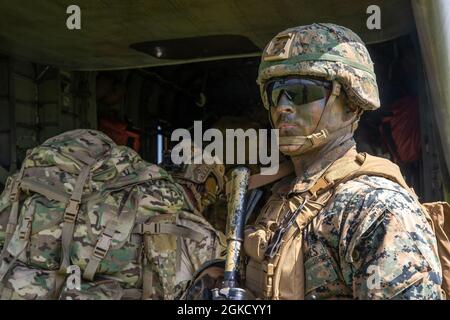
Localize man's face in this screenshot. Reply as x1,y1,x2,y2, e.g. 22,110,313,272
267,77,331,154
271,94,326,154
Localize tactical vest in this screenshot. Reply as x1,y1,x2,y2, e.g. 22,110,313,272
0,129,225,300
244,149,450,299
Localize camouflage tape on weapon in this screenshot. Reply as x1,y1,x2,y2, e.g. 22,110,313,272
223,166,250,289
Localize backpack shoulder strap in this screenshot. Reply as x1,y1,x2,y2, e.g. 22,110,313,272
343,153,411,191
309,152,414,198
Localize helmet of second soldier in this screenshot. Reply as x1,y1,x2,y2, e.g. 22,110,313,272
170,160,226,215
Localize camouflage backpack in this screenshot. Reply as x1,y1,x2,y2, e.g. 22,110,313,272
0,129,224,300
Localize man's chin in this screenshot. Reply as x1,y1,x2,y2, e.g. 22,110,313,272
279,144,302,155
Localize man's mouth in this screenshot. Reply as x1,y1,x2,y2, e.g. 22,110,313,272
277,123,297,129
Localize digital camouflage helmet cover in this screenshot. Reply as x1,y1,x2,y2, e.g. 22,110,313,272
258,23,380,110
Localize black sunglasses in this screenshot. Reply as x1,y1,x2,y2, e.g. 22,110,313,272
264,77,332,108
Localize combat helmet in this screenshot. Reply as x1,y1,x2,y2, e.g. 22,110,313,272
166,156,226,215
257,23,380,153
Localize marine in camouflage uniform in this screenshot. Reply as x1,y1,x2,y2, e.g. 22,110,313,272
243,23,443,300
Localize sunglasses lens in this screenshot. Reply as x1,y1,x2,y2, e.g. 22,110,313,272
266,79,330,107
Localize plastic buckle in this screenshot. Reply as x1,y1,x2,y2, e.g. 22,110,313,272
151,222,161,234
9,184,19,202
263,262,274,299
143,222,161,235
19,217,32,240
5,223,16,235
263,262,274,276
310,129,329,142
64,199,80,223
309,177,331,198
332,82,341,96
93,233,113,260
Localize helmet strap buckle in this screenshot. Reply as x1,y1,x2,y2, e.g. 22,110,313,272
307,129,329,146
331,82,341,97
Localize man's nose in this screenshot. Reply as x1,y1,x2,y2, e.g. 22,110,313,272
274,92,294,114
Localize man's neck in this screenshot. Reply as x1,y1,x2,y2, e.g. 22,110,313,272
291,137,355,181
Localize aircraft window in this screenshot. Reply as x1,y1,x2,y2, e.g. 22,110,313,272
157,125,163,164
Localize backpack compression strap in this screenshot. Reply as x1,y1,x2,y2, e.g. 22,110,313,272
54,159,95,297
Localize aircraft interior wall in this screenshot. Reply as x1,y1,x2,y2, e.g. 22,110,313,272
0,33,447,202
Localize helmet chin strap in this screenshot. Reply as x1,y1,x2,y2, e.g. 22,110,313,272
276,81,359,155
